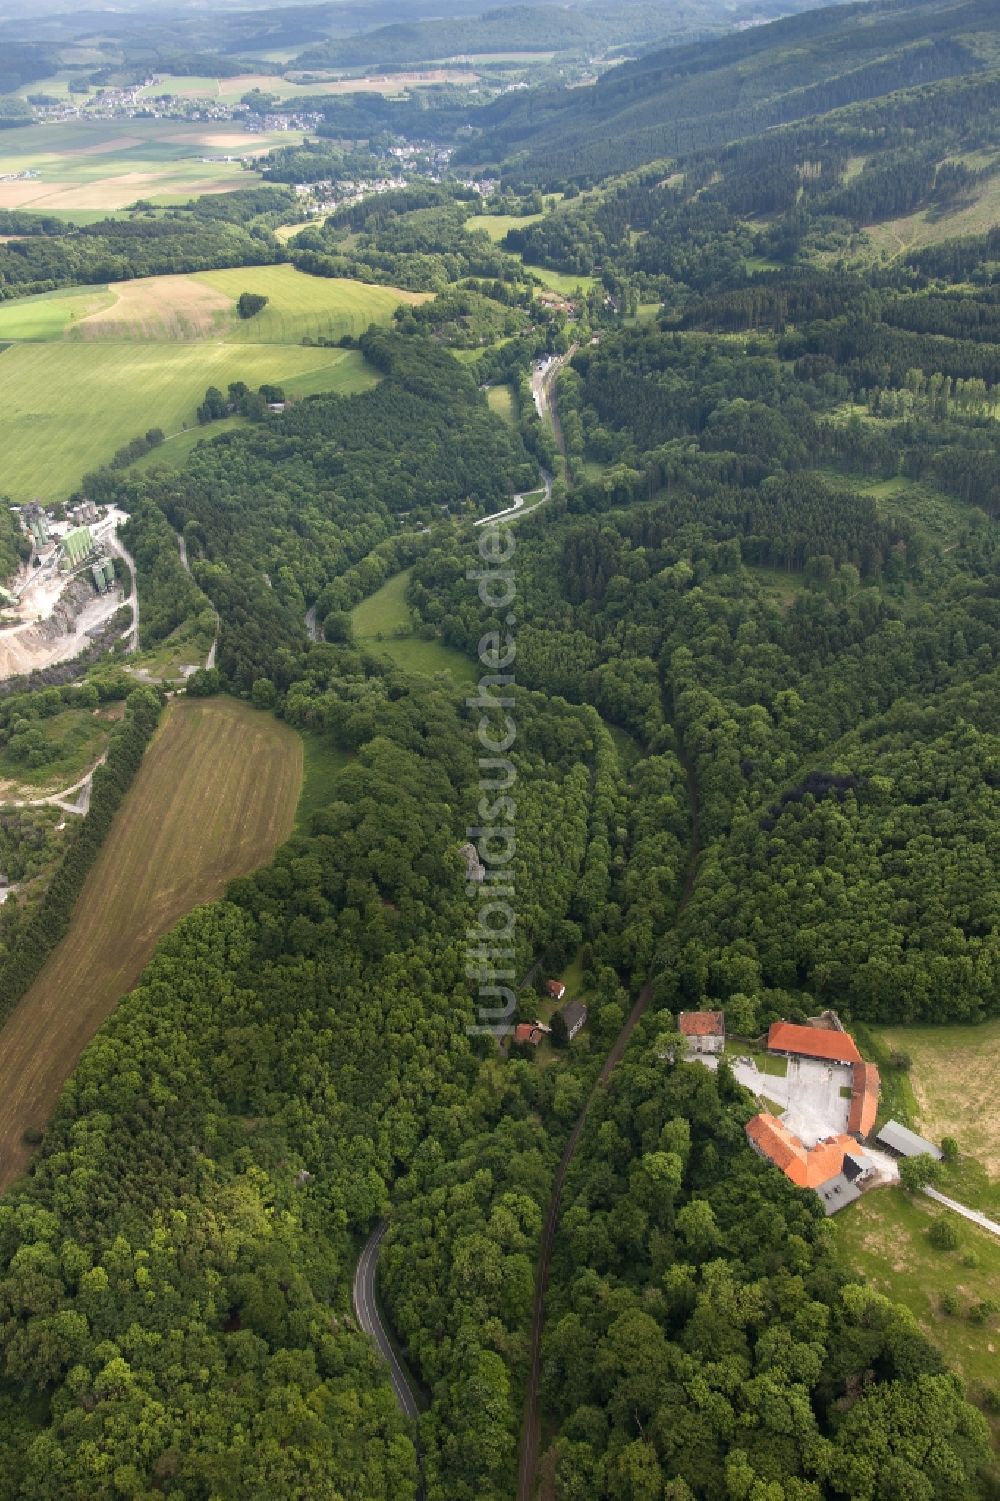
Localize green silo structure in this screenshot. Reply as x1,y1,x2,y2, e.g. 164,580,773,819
61,526,92,572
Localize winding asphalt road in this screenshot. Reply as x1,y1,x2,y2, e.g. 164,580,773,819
352,1220,423,1421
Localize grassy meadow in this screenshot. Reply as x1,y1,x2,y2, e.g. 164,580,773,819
465,210,546,241
486,383,518,425
351,569,478,687
0,265,413,500
0,696,303,1190
194,266,428,343
833,1187,1000,1429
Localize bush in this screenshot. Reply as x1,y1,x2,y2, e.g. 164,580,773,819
939,1290,962,1316
237,291,268,319
929,1217,959,1251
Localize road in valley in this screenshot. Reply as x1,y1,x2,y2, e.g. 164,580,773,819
474,469,553,527
352,1220,423,1421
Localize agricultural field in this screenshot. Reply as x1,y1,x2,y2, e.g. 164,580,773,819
880,1021,1000,1177
0,341,374,502
833,1187,1000,1430
0,119,306,214
0,695,302,1191
193,266,429,343
138,69,476,102
351,569,478,687
0,266,422,347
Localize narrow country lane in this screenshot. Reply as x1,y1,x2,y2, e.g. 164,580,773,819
352,1220,424,1421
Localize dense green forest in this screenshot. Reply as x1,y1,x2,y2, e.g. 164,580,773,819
0,190,294,301
3,0,1000,1494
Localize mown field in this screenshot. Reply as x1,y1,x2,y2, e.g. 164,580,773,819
351,569,478,686
0,341,373,502
194,266,429,343
0,696,302,1191
880,1020,1000,1176
0,119,305,214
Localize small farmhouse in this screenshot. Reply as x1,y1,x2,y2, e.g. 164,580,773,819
514,1023,543,1047
559,999,587,1041
767,1021,861,1066
678,1010,725,1056
545,979,566,1001
746,1114,876,1215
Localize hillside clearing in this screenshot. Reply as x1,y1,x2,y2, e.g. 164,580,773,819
833,1187,1000,1431
0,696,302,1192
352,569,478,686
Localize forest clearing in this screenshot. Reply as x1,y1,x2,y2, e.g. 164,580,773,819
0,696,302,1191
350,569,478,685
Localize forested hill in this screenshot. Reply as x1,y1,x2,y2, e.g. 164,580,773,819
5,0,1000,1495
466,0,999,180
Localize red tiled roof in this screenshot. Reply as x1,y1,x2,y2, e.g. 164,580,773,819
678,1010,725,1037
514,1023,542,1046
848,1061,880,1137
545,980,566,999
767,1021,861,1065
747,1114,857,1189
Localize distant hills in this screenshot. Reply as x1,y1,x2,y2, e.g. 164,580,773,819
463,0,1000,181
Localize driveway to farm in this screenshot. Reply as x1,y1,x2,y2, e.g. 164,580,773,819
352,1221,423,1420
924,1186,1000,1238
728,1056,853,1145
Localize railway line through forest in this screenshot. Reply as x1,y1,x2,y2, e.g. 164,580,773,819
516,746,701,1501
